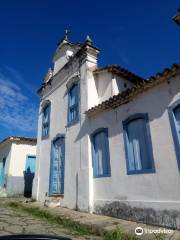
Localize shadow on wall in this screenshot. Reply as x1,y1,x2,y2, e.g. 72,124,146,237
24,167,34,198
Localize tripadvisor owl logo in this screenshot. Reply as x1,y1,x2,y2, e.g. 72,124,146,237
135,227,144,235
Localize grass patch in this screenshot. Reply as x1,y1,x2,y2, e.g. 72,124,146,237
7,201,93,236
104,228,167,240
104,228,139,240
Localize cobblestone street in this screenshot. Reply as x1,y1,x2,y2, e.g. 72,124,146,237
2,199,180,240
0,200,101,240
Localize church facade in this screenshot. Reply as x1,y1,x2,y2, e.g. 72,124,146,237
32,35,180,229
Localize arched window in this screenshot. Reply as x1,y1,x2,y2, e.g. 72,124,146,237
68,82,80,124
169,102,180,169
91,128,111,177
123,113,155,174
42,103,51,138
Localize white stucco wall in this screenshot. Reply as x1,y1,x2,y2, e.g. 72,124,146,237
33,68,82,207
0,141,36,195
94,72,135,103
8,142,36,176
53,43,79,75
7,142,36,196
112,74,134,95
95,72,113,103
86,75,180,212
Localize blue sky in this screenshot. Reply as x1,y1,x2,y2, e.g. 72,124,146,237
0,0,180,141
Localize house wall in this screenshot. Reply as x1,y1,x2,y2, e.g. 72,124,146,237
0,143,12,187
113,74,134,95
85,75,180,229
95,72,134,103
6,142,36,196
95,72,113,103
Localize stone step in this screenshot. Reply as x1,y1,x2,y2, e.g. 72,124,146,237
44,195,63,208
0,187,7,197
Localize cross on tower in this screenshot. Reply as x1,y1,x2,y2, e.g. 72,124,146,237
64,29,70,41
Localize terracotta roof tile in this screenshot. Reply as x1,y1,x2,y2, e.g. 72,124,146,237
93,64,144,84
0,136,37,147
86,64,180,116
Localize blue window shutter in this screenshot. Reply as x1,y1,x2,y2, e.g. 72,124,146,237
68,82,80,124
42,109,45,137
127,119,143,171
169,104,180,170
174,106,180,143
76,82,80,120
50,143,58,193
92,143,96,176
91,128,111,177
68,90,71,123
94,132,104,175
123,113,155,174
174,106,180,169
42,103,50,138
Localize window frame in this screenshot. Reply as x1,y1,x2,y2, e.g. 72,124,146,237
41,102,51,139
67,82,80,126
91,128,111,178
123,113,155,175
168,100,180,170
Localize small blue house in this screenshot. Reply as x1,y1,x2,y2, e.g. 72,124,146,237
0,136,36,197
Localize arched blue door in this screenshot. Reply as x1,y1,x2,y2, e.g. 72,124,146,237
49,136,65,195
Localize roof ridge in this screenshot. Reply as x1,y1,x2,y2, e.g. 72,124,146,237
0,136,37,146
93,64,145,83
87,63,180,116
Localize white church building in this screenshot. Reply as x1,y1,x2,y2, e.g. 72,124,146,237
32,34,180,229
